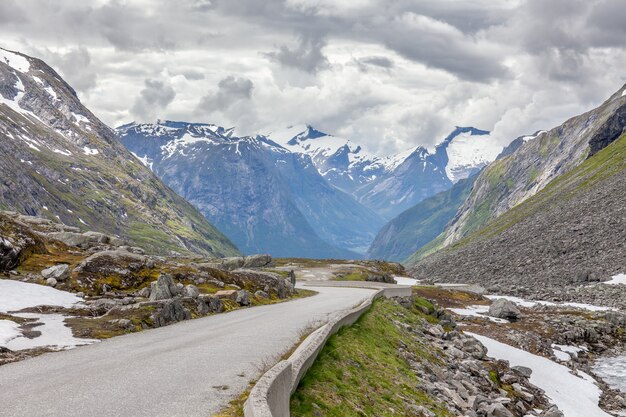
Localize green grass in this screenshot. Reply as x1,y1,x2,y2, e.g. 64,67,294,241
290,298,452,417
407,132,626,266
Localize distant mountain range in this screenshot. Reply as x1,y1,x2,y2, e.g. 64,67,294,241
119,122,506,257
0,48,239,257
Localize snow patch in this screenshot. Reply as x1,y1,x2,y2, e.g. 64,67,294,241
445,131,502,182
485,295,614,312
448,305,509,323
594,354,626,393
602,273,626,285
5,313,97,351
0,48,30,73
82,146,99,155
0,320,21,345
53,148,72,156
468,332,611,417
0,279,82,313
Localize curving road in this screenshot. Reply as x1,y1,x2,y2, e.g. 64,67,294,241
0,285,375,417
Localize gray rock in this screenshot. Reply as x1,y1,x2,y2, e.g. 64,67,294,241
487,403,514,417
236,290,251,306
243,254,272,268
511,366,532,378
488,299,521,321
199,295,223,313
150,273,175,301
45,277,57,287
255,290,270,299
137,287,151,298
542,406,564,417
184,284,200,298
0,237,21,271
151,299,191,327
221,257,245,270
108,318,133,330
288,270,296,287
41,264,70,281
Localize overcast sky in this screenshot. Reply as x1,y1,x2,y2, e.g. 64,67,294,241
2,0,626,154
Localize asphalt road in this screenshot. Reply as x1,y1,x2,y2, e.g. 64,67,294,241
0,285,375,417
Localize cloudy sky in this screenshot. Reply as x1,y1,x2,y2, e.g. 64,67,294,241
2,0,626,154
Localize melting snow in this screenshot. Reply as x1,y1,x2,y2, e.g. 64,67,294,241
468,332,611,417
0,279,82,313
393,276,421,286
594,354,626,393
448,305,509,323
4,313,97,351
0,48,30,73
602,273,626,285
83,146,99,155
485,295,614,312
53,148,72,156
445,131,502,182
0,320,21,345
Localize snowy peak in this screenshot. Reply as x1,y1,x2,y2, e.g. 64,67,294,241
433,126,501,183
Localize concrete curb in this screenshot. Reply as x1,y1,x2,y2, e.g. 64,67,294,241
243,286,412,417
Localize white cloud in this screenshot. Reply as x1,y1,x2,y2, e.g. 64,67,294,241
1,0,625,155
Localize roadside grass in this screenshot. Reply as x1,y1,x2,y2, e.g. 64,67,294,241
290,298,453,417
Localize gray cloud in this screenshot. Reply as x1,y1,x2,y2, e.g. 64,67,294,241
265,35,329,73
131,78,176,122
43,47,97,92
1,0,625,154
196,75,254,114
358,56,394,69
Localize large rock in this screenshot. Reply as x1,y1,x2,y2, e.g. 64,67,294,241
221,257,245,270
184,284,200,298
215,290,237,301
152,299,191,327
150,273,175,301
236,290,251,306
488,299,521,321
0,237,21,271
243,254,272,268
199,294,223,313
75,250,147,274
41,264,70,281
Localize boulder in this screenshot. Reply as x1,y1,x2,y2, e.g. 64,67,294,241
41,264,70,282
366,273,395,284
45,277,57,287
199,294,223,313
236,290,251,306
0,237,21,271
150,274,175,301
152,299,191,327
488,299,521,320
511,366,532,378
221,257,245,270
487,403,514,417
184,284,200,298
137,287,151,298
255,290,270,299
215,290,237,301
243,254,272,268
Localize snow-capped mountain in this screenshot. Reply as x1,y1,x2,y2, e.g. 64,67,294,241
118,121,385,258
270,125,387,193
0,48,238,257
271,125,505,220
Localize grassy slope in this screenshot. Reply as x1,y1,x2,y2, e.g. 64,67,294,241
367,176,476,262
407,132,626,266
290,298,453,417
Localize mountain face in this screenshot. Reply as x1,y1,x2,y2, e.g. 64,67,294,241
0,48,239,257
365,174,477,262
118,121,385,258
272,125,504,221
429,86,626,252
271,125,388,194
408,129,626,303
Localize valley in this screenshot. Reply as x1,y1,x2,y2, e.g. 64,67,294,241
1,4,626,416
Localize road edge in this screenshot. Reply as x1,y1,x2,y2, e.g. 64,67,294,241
243,285,412,417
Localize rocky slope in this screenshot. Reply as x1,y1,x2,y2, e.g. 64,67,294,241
435,86,626,250
366,174,477,262
0,48,238,257
408,130,626,306
118,121,384,257
0,210,296,364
